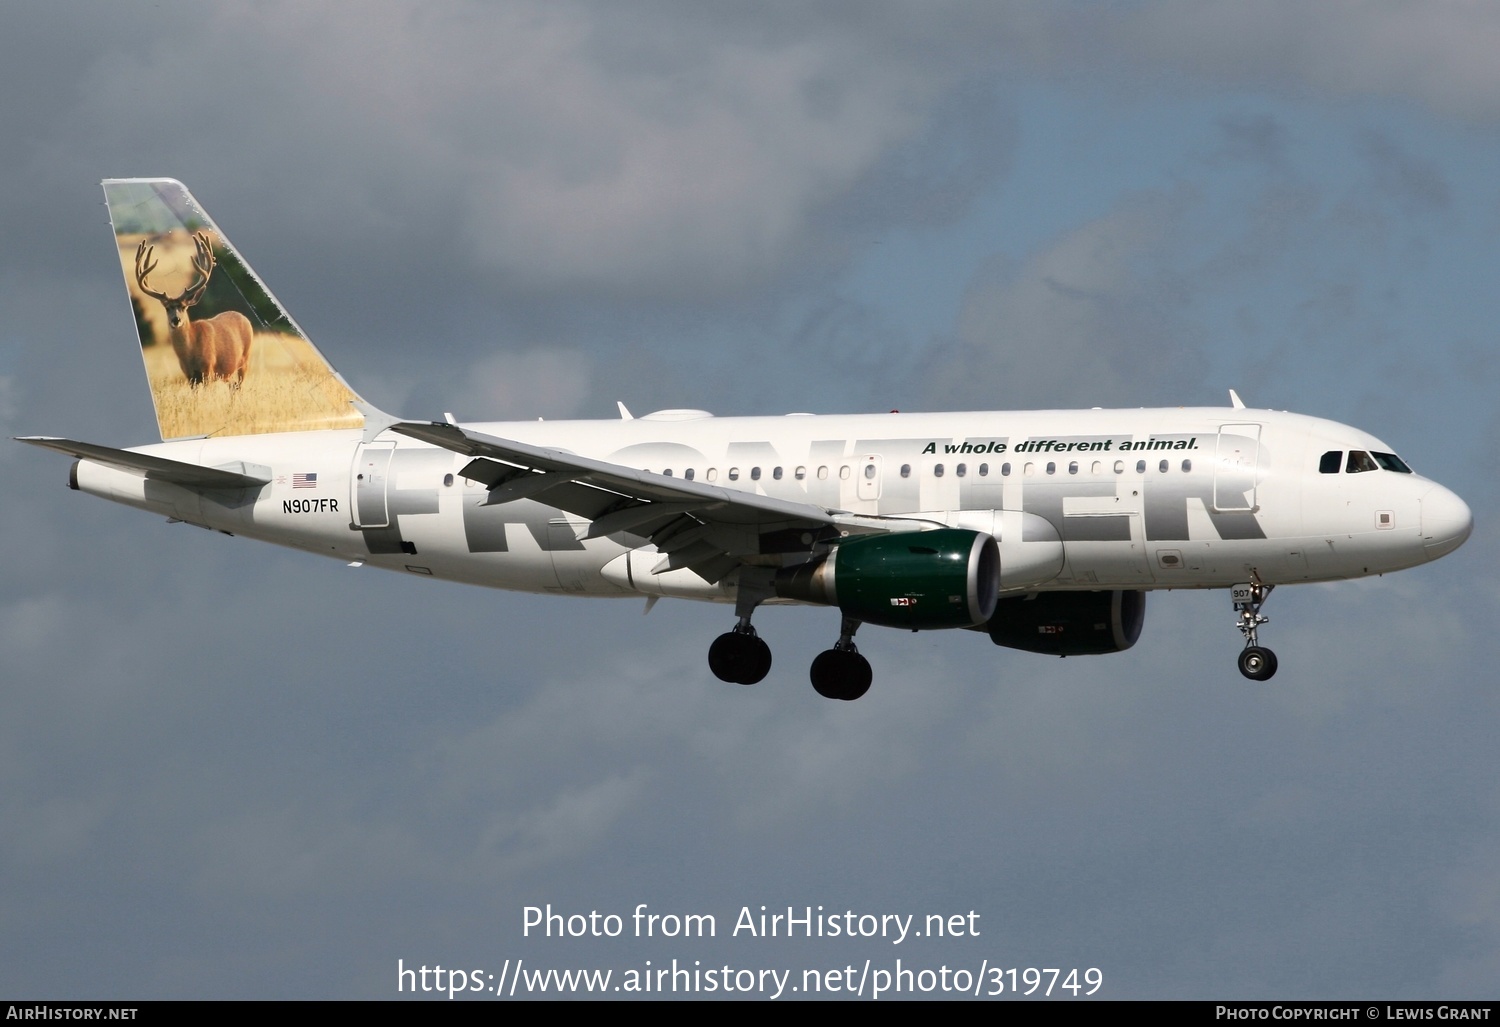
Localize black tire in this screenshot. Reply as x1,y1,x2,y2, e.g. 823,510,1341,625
740,634,772,684
708,632,771,685
809,649,873,700
1238,645,1278,681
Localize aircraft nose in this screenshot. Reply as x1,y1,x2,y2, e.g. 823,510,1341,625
1420,484,1473,561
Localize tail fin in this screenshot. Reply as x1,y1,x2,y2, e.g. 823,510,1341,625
103,178,366,440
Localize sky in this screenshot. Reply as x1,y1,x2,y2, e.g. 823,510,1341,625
2,0,1497,1001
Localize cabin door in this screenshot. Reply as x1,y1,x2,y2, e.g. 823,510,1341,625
352,441,396,528
1213,423,1262,512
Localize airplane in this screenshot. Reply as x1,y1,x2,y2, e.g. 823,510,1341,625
17,179,1474,700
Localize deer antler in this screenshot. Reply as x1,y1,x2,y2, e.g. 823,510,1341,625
181,232,216,307
133,231,216,307
134,240,169,303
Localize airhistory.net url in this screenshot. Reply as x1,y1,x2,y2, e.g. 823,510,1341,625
396,958,1103,999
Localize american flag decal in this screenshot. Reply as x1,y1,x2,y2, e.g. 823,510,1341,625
292,472,318,488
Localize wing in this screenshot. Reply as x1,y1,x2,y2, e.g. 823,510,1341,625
390,421,905,583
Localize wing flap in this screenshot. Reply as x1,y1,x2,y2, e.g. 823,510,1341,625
582,501,705,540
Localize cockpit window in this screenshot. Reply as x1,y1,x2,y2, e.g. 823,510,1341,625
1372,451,1412,473
1319,451,1342,474
1346,450,1378,474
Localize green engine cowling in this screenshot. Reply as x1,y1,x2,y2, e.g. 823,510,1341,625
986,590,1146,655
775,529,1000,630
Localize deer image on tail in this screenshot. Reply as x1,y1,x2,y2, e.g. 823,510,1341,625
134,232,253,387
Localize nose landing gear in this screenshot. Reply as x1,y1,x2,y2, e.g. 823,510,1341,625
1232,580,1278,681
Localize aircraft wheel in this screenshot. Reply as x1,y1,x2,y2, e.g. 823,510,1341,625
809,649,873,701
708,632,772,685
1238,646,1278,681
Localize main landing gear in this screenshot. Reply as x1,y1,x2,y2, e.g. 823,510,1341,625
706,571,872,699
1233,580,1278,681
708,625,772,685
808,616,872,701
709,616,873,700
708,568,774,685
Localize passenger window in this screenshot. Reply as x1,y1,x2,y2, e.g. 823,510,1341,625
684,468,695,481
1136,460,1146,474
773,466,783,480
839,465,851,480
1159,459,1169,473
1113,460,1124,474
956,463,967,477
1319,451,1342,474
817,466,828,480
1024,462,1035,477
1002,462,1012,476
978,463,988,476
1068,461,1078,475
934,464,945,477
795,466,806,480
1046,462,1056,475
728,467,740,481
1346,450,1377,473
900,464,911,478
706,468,718,482
1181,459,1192,473
1091,461,1102,474
750,467,761,481
443,473,454,487
663,468,673,477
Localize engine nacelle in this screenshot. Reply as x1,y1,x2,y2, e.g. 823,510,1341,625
986,590,1146,655
775,529,1000,630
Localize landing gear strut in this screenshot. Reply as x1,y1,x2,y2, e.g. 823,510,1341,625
708,568,774,686
809,616,872,701
1232,580,1278,681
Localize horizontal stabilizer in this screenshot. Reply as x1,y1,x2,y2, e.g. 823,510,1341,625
16,437,270,490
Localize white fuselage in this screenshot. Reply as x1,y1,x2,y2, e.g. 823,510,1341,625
72,406,1470,604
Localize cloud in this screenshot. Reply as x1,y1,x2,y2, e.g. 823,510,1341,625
1118,1,1500,123
923,190,1205,409
1212,113,1290,169
26,1,976,302
1358,129,1452,213
450,348,593,420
